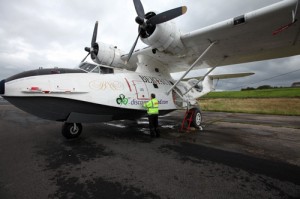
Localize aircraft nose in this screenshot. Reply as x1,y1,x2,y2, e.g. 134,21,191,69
0,79,5,95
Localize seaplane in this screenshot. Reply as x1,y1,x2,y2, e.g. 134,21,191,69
0,0,299,138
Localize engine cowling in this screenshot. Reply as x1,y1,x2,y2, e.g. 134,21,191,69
92,42,126,68
141,21,185,55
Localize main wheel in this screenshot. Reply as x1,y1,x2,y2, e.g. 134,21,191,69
62,123,82,139
191,108,202,128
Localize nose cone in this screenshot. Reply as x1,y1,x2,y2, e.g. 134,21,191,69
0,79,5,95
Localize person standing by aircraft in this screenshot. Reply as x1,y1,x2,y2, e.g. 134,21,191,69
143,93,160,137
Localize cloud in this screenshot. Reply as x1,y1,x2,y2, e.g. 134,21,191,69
213,56,300,90
0,0,299,91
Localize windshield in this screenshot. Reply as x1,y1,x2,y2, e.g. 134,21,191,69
79,62,114,74
79,62,99,73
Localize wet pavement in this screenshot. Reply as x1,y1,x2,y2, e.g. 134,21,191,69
0,102,300,198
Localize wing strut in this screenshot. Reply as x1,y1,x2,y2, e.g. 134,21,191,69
166,41,217,95
182,66,217,95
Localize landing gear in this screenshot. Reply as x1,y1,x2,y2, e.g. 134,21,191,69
191,108,202,129
62,122,82,139
181,107,203,131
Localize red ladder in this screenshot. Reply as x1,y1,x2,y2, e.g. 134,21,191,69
181,109,195,131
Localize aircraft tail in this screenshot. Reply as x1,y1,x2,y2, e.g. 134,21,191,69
172,71,254,107
186,72,254,99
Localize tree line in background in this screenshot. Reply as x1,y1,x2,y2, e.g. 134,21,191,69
241,82,300,91
242,85,286,91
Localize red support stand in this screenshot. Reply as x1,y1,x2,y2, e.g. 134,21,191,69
181,109,195,132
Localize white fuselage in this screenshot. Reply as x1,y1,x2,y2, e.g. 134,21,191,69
3,70,178,122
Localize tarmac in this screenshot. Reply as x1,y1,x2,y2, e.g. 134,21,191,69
0,100,300,198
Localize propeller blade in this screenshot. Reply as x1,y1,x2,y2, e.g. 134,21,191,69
148,6,187,25
126,30,141,64
133,0,145,19
91,21,98,46
81,52,90,63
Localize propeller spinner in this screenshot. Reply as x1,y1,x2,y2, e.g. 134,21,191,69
126,0,187,63
82,21,100,63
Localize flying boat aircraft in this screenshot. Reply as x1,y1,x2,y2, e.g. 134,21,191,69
0,0,299,138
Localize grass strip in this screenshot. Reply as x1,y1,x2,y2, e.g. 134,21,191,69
199,98,300,116
202,88,300,99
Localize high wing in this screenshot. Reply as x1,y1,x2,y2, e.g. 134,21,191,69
125,0,300,73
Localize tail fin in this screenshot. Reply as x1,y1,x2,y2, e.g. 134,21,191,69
189,72,254,98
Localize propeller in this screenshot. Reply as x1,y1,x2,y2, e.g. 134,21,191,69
126,0,187,63
81,21,100,63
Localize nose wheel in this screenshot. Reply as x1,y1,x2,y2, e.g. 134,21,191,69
62,122,82,139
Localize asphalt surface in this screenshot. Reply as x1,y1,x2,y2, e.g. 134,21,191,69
0,101,300,198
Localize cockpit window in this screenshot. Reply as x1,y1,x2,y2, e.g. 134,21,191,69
78,62,114,74
79,62,98,73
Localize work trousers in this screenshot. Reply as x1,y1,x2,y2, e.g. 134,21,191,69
148,114,159,137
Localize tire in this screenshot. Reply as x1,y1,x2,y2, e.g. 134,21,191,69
191,108,202,128
62,123,82,139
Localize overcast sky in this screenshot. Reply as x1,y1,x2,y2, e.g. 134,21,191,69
1,0,299,90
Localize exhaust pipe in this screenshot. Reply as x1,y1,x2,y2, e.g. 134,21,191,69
0,80,5,95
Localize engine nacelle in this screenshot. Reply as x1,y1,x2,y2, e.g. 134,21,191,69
141,21,185,55
92,42,126,68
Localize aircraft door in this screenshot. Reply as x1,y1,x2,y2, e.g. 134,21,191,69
133,81,149,100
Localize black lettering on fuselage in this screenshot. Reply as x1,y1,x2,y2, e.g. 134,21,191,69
139,75,172,86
